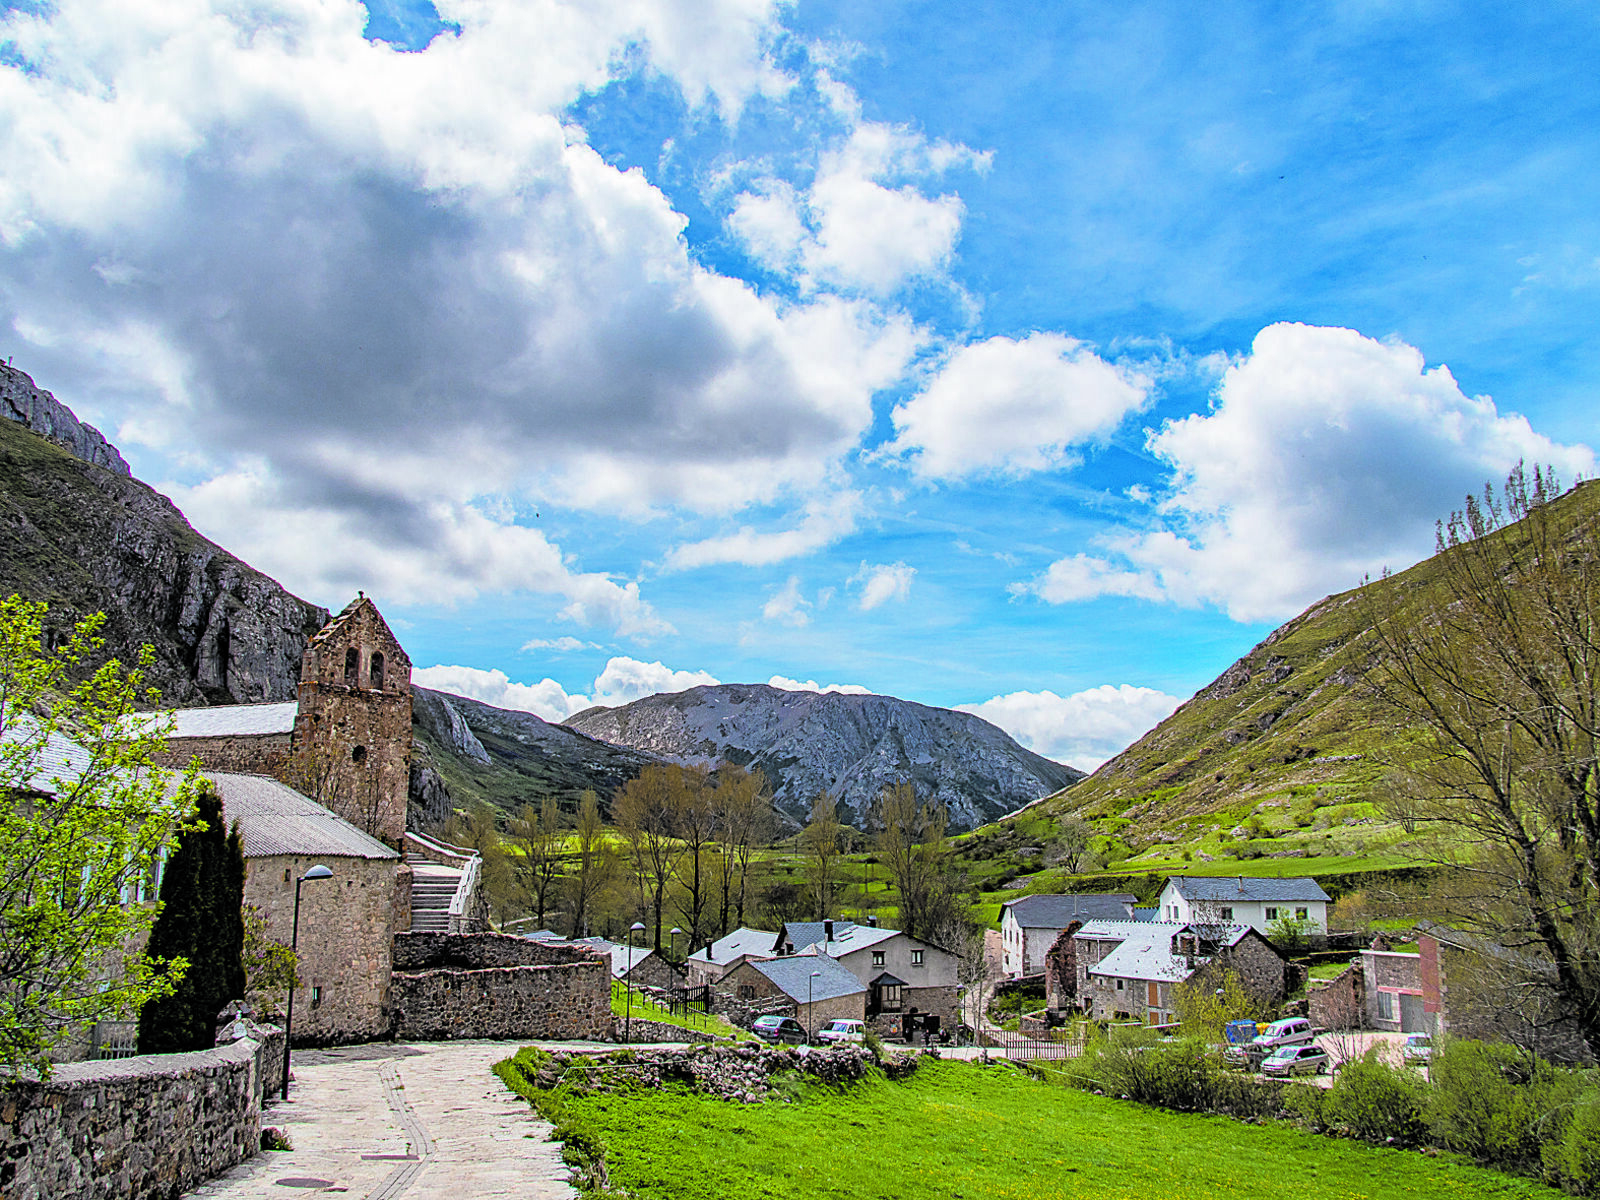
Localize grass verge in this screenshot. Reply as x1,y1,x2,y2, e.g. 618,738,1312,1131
495,1052,1556,1199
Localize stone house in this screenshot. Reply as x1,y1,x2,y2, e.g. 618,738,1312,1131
1042,922,1085,1015
771,920,959,1035
1074,920,1287,1024
714,954,866,1033
684,927,777,988
1156,876,1329,936
568,938,681,991
1000,893,1136,978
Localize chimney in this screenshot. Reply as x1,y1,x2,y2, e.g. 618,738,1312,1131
1237,876,1245,893
824,919,834,943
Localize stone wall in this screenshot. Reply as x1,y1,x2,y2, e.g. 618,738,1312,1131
0,1033,281,1200
1043,922,1082,1013
248,852,397,1045
900,985,960,1031
158,732,291,775
394,930,599,971
617,1018,714,1044
391,959,612,1041
1309,960,1365,1030
1192,934,1288,1007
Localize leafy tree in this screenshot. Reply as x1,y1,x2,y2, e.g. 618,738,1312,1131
1051,816,1095,874
1364,466,1600,1058
800,792,844,919
615,764,686,951
509,796,564,929
1267,912,1315,954
138,788,246,1053
714,765,773,931
241,903,297,1020
566,789,613,938
1170,970,1258,1041
0,597,205,1075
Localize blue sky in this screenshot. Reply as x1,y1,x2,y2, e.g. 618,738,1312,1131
2,1,1595,769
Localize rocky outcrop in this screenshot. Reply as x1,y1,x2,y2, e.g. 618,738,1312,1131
438,694,492,764
1,362,130,476
564,684,1081,831
0,372,327,706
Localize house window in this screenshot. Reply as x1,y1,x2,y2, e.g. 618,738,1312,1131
371,651,385,690
352,745,367,765
1219,906,1233,920
738,985,755,1000
911,949,924,967
1265,906,1279,921
872,951,885,966
1296,907,1309,921
1115,979,1124,991
310,986,323,1008
878,984,902,1011
1376,991,1396,1021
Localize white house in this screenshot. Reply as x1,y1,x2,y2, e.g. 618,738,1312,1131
999,893,1136,977
1157,876,1330,936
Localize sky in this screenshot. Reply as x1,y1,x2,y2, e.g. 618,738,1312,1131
2,1,1596,772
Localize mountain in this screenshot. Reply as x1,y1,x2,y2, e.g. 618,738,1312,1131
0,363,328,705
410,685,657,826
565,683,1082,832
985,479,1600,876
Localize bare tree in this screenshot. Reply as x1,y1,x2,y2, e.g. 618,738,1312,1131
875,782,961,939
715,765,774,931
670,765,718,951
801,792,845,919
1364,465,1600,1058
615,764,686,952
1051,816,1095,874
508,795,564,930
564,790,611,938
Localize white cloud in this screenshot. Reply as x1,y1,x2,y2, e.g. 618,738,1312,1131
852,561,915,610
1020,323,1595,623
665,490,861,570
416,654,722,722
959,684,1182,773
0,0,923,617
761,577,812,627
520,636,601,653
768,675,870,695
886,333,1150,479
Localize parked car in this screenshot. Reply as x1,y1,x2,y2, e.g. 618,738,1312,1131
1224,1017,1316,1068
1402,1032,1434,1064
817,1019,865,1044
751,1015,808,1044
1261,1044,1330,1077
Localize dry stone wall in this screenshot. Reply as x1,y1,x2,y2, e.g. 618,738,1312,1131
0,1031,282,1200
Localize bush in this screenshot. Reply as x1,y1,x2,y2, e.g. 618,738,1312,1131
1075,1029,1282,1118
1322,1048,1430,1146
1549,1087,1600,1194
1427,1039,1579,1169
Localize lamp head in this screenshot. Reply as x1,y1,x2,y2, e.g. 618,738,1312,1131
630,921,646,932
302,864,334,881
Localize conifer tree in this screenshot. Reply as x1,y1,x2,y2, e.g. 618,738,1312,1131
138,788,246,1053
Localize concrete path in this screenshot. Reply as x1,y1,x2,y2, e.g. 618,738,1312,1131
185,1040,590,1199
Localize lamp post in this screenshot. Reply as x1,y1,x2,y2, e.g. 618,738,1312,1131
282,863,333,1099
669,927,683,965
626,921,645,1041
807,970,821,1043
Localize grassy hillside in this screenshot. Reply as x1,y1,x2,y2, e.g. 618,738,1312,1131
957,478,1600,890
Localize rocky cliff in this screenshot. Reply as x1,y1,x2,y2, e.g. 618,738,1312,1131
565,683,1081,831
0,364,327,705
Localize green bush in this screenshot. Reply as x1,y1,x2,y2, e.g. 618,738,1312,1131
1427,1039,1579,1169
1322,1049,1429,1146
1283,1080,1328,1128
1549,1088,1600,1194
1075,1030,1282,1118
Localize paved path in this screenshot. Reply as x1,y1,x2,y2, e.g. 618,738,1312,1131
185,1040,589,1199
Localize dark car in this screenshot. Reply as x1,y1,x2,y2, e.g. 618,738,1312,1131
751,1015,808,1044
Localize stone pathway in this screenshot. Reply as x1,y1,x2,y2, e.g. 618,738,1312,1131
185,1040,590,1199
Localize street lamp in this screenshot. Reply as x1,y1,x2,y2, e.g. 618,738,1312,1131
807,970,821,1043
282,863,333,1099
669,927,683,965
626,921,645,1041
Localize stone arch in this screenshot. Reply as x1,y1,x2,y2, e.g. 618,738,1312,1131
344,646,359,686
371,651,385,691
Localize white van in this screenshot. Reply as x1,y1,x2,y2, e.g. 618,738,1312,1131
817,1019,866,1044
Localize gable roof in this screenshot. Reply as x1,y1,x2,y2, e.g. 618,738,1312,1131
160,702,299,739
750,954,866,1003
1003,893,1137,928
778,920,901,957
1,714,95,793
1076,920,1256,984
1165,875,1331,904
687,927,777,968
572,938,657,978
210,772,398,860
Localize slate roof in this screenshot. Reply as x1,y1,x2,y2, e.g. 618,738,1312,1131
1,714,96,793
209,773,399,860
1166,875,1331,903
573,938,656,979
750,953,866,1003
687,927,778,967
120,702,299,739
778,921,899,956
1003,893,1137,928
1074,919,1255,984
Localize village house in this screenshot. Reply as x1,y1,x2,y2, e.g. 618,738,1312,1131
713,953,866,1033
772,920,960,1036
1156,875,1330,936
684,926,777,988
1074,919,1288,1024
999,893,1137,978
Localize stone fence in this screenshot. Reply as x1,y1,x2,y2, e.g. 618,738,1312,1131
617,1018,715,1044
0,1028,284,1200
392,930,612,1042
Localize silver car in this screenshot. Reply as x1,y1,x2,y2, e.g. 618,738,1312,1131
1261,1044,1329,1077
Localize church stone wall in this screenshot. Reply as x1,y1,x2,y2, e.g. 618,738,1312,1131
157,732,291,776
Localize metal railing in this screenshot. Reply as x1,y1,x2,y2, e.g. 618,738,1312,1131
89,1020,138,1059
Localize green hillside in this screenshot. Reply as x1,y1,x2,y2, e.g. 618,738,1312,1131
957,478,1600,892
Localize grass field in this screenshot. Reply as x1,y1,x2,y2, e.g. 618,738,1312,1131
609,979,751,1041
499,1054,1555,1200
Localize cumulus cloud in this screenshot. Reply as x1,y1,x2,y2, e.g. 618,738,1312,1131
761,577,812,627
768,675,870,694
1019,323,1595,623
886,333,1150,479
959,684,1183,773
666,491,862,570
852,561,915,610
416,655,721,722
0,0,921,623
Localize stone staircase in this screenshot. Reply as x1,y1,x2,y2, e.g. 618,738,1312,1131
408,860,464,933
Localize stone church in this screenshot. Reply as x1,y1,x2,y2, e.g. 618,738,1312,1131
149,595,484,1043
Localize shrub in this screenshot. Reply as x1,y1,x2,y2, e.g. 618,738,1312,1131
1427,1039,1579,1169
1322,1048,1430,1145
1549,1087,1600,1194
